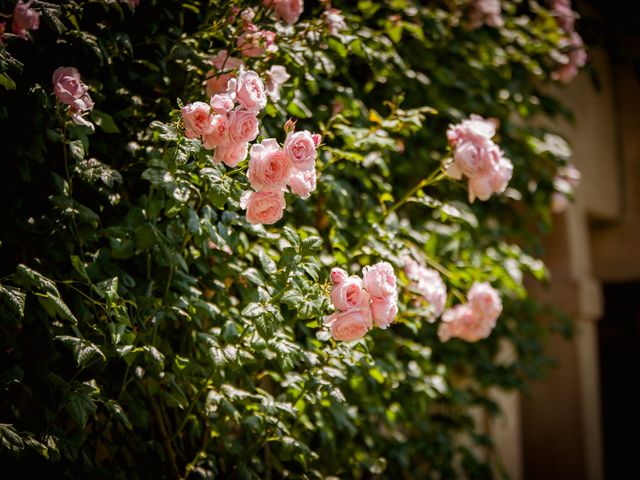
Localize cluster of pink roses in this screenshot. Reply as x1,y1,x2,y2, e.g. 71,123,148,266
404,258,447,320
52,67,95,128
548,0,587,83
241,128,320,224
469,0,504,29
324,262,398,342
262,0,304,25
10,0,40,40
446,114,513,202
438,282,502,342
551,163,581,213
234,8,277,58
182,70,267,168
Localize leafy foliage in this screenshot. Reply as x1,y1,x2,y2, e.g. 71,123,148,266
0,0,579,478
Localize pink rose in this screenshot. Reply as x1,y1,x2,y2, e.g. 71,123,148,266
490,158,513,194
12,1,40,40
205,51,244,97
362,261,397,298
323,307,372,342
201,115,229,149
236,28,277,58
370,296,398,329
468,282,502,322
404,258,447,319
447,114,497,147
240,190,286,225
210,93,235,115
330,267,348,285
227,110,259,144
438,304,490,342
552,33,587,83
181,102,214,139
468,172,494,202
330,275,370,311
469,0,504,29
235,70,267,112
558,163,581,188
288,169,317,199
247,139,292,192
284,130,318,171
548,0,576,32
52,67,94,114
213,142,248,168
274,0,304,24
265,65,290,102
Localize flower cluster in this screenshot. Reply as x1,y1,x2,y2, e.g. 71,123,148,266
52,67,95,128
262,0,304,25
324,262,398,342
551,163,581,213
469,0,503,29
404,258,447,320
438,282,502,342
548,0,587,83
446,114,513,202
205,50,244,97
182,69,267,168
12,0,40,40
235,8,277,58
242,128,321,224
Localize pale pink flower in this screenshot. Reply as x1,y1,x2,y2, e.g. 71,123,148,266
468,282,502,323
213,142,248,168
404,258,447,319
330,275,370,311
240,190,286,224
447,114,497,147
205,51,244,97
181,102,214,139
288,169,317,199
284,130,318,171
468,172,495,202
370,296,398,329
274,0,304,24
558,163,581,188
210,93,235,115
490,157,513,194
235,70,267,112
438,304,493,342
323,8,346,35
548,0,576,32
201,114,229,149
265,65,290,102
52,67,94,115
362,261,397,299
330,267,348,285
247,138,292,192
12,1,40,40
236,28,277,58
323,306,372,342
227,110,259,144
552,33,587,83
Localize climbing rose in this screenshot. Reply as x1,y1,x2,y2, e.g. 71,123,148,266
181,102,214,139
438,304,492,342
288,169,317,199
284,130,318,171
240,190,286,225
469,0,504,29
265,65,290,102
362,261,397,299
552,32,587,83
247,139,292,192
234,70,267,112
370,296,398,329
468,282,502,322
323,307,372,342
201,115,229,149
330,267,348,285
213,142,248,168
274,0,304,24
227,110,259,144
323,8,346,35
330,276,370,311
404,258,447,319
12,1,40,40
210,93,235,115
236,27,277,58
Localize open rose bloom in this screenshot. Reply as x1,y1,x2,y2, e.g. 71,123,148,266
325,261,398,341
12,0,40,40
52,67,95,127
446,114,513,202
438,282,502,342
404,258,447,320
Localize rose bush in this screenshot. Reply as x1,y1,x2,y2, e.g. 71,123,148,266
0,0,585,478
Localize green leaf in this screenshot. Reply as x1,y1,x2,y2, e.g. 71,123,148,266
0,284,26,319
39,293,78,324
68,140,85,162
15,264,59,295
0,424,24,454
241,303,265,318
0,74,17,91
90,109,121,133
56,335,106,366
70,255,89,280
